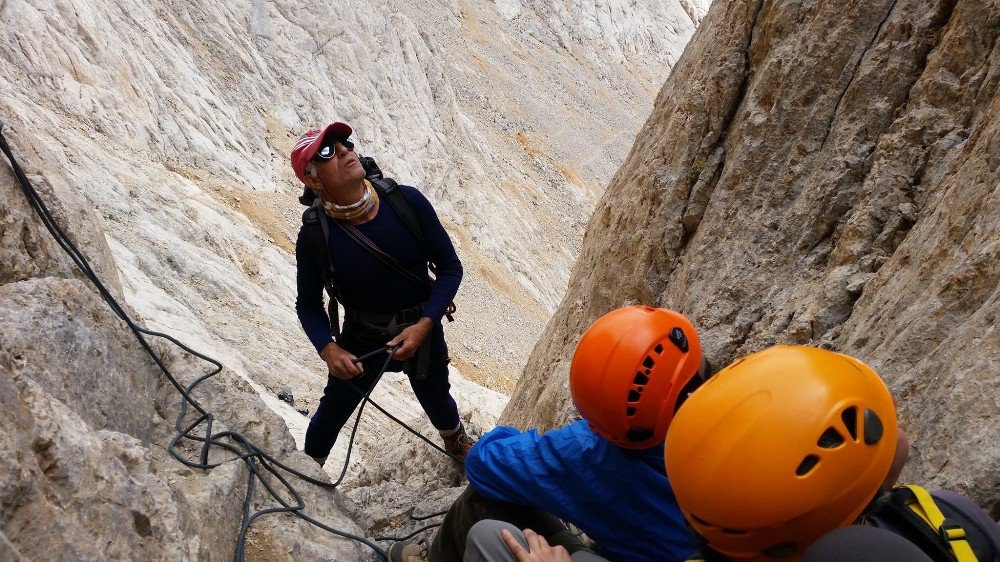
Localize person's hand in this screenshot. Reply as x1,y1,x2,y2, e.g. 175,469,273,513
320,342,363,379
386,317,434,360
501,528,572,562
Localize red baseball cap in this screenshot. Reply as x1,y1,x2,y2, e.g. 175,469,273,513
290,121,353,183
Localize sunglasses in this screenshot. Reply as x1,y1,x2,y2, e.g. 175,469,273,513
314,137,354,160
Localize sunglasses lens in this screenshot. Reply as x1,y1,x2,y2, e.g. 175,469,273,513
313,138,353,161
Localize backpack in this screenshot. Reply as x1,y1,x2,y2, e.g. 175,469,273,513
299,156,451,337
868,485,998,562
684,486,997,562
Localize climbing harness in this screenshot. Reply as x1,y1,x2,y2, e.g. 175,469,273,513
299,156,456,343
0,120,454,561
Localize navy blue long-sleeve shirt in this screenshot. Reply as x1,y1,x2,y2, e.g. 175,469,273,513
295,184,463,353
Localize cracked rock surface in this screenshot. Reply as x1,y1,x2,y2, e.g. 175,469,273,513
505,0,1000,519
0,161,369,559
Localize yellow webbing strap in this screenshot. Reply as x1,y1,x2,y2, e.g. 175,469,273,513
902,485,978,562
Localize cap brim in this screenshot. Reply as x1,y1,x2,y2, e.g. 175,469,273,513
300,122,354,163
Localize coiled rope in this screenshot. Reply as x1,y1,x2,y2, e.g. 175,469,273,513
0,119,452,561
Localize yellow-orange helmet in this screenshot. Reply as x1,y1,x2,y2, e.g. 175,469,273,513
570,306,703,449
665,345,897,561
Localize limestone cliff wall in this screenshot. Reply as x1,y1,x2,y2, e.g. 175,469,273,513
0,152,367,560
504,0,1000,517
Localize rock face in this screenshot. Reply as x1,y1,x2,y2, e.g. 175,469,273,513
505,0,1000,518
0,158,373,559
0,278,158,441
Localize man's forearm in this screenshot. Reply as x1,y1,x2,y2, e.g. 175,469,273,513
297,304,334,353
424,258,462,321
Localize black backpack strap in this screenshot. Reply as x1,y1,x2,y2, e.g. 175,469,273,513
334,219,432,290
301,201,341,338
368,177,456,321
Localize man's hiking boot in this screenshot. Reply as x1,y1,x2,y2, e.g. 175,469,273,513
389,539,429,562
441,422,476,462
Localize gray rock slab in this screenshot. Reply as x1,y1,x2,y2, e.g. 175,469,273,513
0,277,158,441
505,0,1000,517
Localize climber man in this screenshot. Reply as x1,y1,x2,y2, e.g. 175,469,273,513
292,122,475,467
391,306,712,562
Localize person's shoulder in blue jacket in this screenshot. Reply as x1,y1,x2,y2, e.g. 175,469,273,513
461,306,709,562
419,307,709,562
465,420,695,562
465,421,611,504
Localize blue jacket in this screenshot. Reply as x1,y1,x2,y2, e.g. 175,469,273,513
465,421,697,562
294,184,463,353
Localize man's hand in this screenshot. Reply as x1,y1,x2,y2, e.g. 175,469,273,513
320,342,363,379
386,317,434,361
501,528,572,562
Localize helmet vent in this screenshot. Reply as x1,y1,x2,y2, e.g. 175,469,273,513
761,542,798,559
841,407,859,441
642,356,655,369
817,427,845,449
691,514,713,527
653,343,664,354
627,390,641,402
721,528,748,536
863,409,884,444
795,455,820,476
673,372,706,413
669,327,689,352
633,372,649,385
626,407,636,417
625,427,654,443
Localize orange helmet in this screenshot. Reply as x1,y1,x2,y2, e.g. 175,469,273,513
665,345,898,561
569,306,703,449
